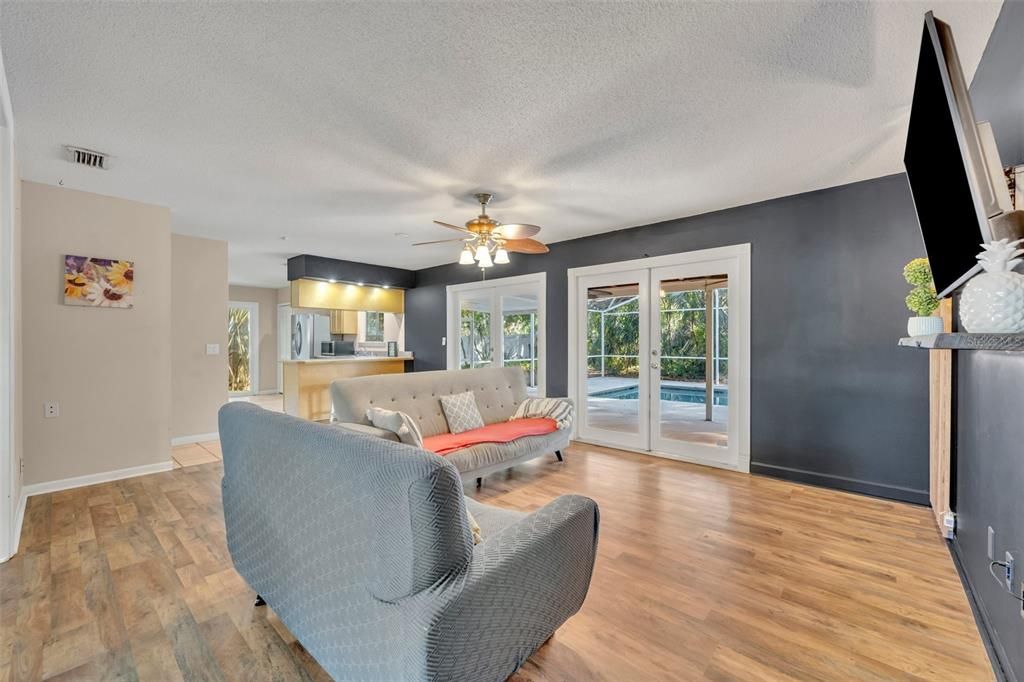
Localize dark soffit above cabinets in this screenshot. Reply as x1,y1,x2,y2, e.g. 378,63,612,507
287,254,417,289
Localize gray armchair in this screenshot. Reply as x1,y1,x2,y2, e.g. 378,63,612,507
219,402,599,682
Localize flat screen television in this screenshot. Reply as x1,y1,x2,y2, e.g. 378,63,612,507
903,12,1016,298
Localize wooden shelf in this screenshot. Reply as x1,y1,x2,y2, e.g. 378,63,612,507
899,333,1024,351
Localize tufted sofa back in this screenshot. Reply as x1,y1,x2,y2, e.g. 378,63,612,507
331,367,529,438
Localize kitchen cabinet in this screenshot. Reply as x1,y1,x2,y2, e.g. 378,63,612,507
330,310,359,335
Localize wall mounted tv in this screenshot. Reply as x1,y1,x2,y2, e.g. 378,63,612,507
903,12,1022,299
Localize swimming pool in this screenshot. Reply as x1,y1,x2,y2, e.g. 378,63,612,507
590,385,729,406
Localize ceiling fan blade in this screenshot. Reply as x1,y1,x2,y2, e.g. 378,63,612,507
496,223,541,239
434,220,472,234
412,238,470,246
504,238,549,254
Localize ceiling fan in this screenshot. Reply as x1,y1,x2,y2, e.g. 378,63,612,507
413,192,549,268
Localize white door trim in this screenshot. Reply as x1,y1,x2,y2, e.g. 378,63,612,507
567,244,751,473
228,301,260,397
446,272,547,397
0,46,17,562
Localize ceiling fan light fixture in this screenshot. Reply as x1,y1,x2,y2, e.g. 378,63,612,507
474,243,490,262
494,247,510,264
478,250,494,268
458,246,475,265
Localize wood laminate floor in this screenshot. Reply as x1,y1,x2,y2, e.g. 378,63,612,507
1,443,990,681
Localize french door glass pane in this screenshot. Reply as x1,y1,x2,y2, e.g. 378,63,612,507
459,295,492,369
585,282,640,434
227,306,252,393
501,293,539,394
657,276,728,447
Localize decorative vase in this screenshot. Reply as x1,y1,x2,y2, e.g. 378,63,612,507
959,239,1024,333
907,316,944,336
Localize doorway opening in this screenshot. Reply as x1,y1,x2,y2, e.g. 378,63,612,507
227,301,259,396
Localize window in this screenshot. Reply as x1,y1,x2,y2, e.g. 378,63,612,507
446,273,546,396
365,311,384,342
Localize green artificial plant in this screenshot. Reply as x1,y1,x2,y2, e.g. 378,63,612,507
903,258,939,317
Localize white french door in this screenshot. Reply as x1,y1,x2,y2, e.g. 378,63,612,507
446,273,546,397
575,269,651,451
570,246,749,472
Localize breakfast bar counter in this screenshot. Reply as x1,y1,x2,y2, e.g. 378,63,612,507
282,355,412,421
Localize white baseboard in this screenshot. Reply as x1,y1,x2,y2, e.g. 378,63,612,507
170,431,219,446
3,460,174,561
21,460,175,499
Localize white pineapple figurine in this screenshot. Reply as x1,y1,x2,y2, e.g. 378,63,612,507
959,238,1024,333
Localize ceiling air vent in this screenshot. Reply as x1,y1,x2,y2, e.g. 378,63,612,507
63,145,110,170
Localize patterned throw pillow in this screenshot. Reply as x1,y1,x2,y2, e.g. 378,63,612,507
440,392,485,434
365,407,424,447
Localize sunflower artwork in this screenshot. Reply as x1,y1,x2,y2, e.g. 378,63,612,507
63,255,134,308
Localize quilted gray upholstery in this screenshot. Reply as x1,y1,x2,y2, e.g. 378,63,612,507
331,368,570,479
219,402,599,682
330,367,529,438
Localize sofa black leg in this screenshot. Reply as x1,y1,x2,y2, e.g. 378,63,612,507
555,450,564,462
254,594,266,607
476,477,482,488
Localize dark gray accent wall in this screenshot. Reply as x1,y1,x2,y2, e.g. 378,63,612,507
408,174,931,503
969,0,1024,166
954,2,1024,679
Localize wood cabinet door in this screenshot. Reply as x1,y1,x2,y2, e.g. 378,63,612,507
329,310,358,335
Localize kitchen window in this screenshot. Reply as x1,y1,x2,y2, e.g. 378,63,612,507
365,311,385,342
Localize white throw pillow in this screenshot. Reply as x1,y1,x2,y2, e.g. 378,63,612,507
439,391,485,434
365,407,424,447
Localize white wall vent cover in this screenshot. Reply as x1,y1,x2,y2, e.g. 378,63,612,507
63,145,110,170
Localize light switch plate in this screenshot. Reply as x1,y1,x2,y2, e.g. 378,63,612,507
441,336,446,346
206,344,220,355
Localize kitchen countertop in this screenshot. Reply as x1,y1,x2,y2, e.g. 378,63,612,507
281,355,413,364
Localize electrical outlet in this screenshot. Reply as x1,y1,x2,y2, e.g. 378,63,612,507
988,526,996,561
206,343,220,355
441,336,447,346
43,401,59,419
1005,551,1015,592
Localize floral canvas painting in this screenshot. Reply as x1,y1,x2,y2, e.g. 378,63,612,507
63,255,134,308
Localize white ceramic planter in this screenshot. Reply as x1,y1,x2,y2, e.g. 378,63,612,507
907,316,944,337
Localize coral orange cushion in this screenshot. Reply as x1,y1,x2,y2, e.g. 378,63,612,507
423,418,559,456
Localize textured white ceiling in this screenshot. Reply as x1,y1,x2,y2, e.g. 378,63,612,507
1,1,1002,286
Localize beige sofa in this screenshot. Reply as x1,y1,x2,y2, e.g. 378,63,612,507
330,367,570,483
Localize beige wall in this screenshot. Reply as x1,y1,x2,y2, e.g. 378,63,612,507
21,182,171,485
276,286,289,304
229,285,279,392
172,235,228,439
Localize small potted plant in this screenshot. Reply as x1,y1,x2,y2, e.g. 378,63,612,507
903,258,942,336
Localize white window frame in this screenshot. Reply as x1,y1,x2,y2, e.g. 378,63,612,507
446,272,547,397
567,244,751,473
